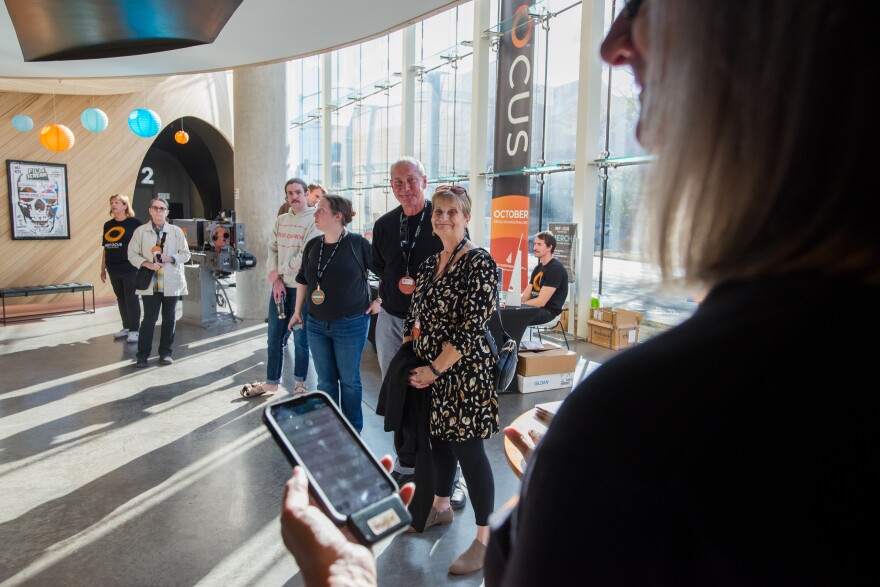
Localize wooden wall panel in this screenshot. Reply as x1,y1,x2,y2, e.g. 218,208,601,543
0,73,233,309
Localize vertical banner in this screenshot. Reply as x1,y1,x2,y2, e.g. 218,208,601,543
549,222,577,282
491,0,536,293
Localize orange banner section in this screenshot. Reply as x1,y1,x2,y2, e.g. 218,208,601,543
490,194,530,291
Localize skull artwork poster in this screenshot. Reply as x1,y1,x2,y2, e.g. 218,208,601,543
7,160,70,240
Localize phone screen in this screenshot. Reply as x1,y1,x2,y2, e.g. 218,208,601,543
267,394,395,518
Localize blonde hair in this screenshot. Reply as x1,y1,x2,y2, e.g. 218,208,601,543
639,1,878,286
109,193,134,218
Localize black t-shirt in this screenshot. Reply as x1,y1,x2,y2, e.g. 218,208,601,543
527,257,568,315
370,202,443,319
296,232,373,321
102,217,142,273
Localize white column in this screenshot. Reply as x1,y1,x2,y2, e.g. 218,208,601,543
321,52,333,188
400,25,416,158
572,0,605,339
233,62,289,319
468,0,491,247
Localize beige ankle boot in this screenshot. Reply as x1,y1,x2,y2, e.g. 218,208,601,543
448,539,486,575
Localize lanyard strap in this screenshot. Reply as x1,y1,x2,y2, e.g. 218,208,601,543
316,231,346,285
438,238,468,278
399,203,427,275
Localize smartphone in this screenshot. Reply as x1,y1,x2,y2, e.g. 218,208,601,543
263,392,412,544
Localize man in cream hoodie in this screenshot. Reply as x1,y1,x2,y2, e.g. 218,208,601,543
242,178,320,397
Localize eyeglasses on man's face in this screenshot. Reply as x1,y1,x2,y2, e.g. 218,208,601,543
149,206,168,212
391,177,422,189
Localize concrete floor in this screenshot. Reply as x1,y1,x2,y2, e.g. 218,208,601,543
0,296,629,587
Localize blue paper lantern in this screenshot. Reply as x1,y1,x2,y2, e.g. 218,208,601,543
81,108,108,133
12,114,33,132
128,108,162,138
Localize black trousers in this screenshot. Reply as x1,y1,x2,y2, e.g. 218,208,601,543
138,294,179,360
108,270,141,332
432,436,495,526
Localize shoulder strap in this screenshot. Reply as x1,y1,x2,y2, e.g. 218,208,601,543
349,235,367,277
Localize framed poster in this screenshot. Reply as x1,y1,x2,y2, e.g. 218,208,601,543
6,159,70,240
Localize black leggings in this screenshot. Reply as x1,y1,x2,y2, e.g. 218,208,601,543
431,436,495,526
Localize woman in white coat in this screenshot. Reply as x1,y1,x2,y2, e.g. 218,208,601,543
127,197,191,367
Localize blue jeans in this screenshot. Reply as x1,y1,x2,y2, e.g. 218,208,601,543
307,313,370,432
266,287,309,385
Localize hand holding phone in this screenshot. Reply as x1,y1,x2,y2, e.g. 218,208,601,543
263,392,412,545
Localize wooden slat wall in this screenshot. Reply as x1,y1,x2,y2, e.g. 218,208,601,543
0,73,233,308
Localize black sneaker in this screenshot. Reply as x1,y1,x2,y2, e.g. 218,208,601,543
391,470,414,487
159,356,173,365
135,358,148,368
450,478,468,510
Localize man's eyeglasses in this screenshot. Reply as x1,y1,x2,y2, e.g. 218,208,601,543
149,206,168,212
434,185,467,196
621,0,643,19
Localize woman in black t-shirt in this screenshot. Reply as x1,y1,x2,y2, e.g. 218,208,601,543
290,195,375,432
101,194,143,342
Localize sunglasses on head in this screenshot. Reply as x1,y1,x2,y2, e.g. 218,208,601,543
434,185,467,196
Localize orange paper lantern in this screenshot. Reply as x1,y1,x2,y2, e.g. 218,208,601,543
174,130,190,144
39,124,75,152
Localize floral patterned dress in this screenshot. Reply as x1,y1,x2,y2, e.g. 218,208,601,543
404,247,500,441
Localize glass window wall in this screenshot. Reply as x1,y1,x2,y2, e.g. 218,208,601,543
283,0,697,334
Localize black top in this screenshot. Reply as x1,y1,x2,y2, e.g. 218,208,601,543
102,217,142,273
296,232,373,321
370,202,442,319
526,257,568,316
485,273,877,586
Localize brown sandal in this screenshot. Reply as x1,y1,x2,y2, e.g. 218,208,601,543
292,381,308,398
240,382,272,398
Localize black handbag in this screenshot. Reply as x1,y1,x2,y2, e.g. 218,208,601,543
485,304,518,391
135,267,155,289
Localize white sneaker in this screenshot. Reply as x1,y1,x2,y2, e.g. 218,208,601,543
113,329,129,339
127,331,139,343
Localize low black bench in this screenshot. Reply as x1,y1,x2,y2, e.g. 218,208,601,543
0,283,95,324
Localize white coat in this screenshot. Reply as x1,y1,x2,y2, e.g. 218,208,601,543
128,222,191,297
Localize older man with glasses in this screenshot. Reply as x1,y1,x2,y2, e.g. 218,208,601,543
127,197,191,368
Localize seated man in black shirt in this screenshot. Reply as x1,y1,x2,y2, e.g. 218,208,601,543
520,231,568,326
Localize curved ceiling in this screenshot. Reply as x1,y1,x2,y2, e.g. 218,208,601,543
0,0,463,95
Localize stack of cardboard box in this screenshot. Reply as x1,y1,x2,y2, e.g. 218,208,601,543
515,342,578,393
587,307,644,350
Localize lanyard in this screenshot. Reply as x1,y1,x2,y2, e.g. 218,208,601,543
437,238,468,279
399,203,427,276
316,230,346,286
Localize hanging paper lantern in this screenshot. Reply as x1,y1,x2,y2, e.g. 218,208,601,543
81,107,109,133
39,124,75,152
174,130,190,144
128,108,162,137
12,114,34,132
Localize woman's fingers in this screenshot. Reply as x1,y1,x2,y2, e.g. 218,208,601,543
504,426,536,462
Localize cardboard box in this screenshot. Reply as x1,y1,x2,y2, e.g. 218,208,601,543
516,344,578,376
587,307,643,350
517,372,575,393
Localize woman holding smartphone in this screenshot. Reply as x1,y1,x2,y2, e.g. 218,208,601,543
289,195,376,433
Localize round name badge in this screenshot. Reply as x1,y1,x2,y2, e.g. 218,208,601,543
398,276,415,295
311,288,326,305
